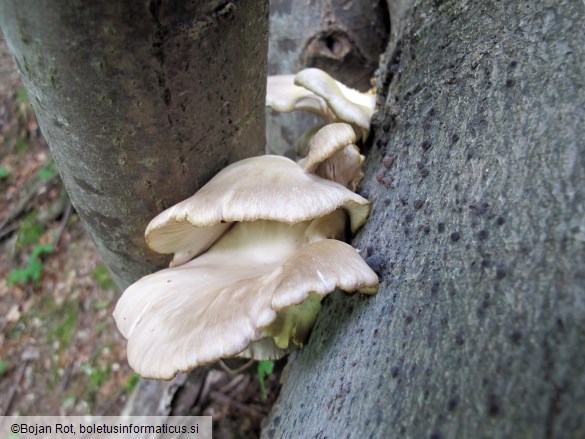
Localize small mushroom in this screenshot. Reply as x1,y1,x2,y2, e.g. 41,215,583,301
146,155,370,267
298,122,365,190
267,68,376,140
114,215,378,379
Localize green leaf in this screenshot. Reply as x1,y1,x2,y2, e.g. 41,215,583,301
17,212,44,246
0,360,9,376
257,360,275,399
0,167,10,179
124,373,140,392
38,160,58,180
17,85,28,103
8,243,54,286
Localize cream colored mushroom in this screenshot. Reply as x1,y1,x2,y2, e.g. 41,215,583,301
146,155,370,267
267,68,376,140
115,150,378,380
114,214,378,380
298,122,365,191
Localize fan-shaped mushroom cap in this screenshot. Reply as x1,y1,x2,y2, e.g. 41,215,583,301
298,123,364,190
266,74,331,117
145,155,370,266
294,68,375,140
114,217,378,380
267,69,376,140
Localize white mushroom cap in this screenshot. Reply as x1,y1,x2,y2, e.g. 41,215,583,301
298,123,365,190
145,155,370,266
267,68,376,140
114,217,378,379
266,74,333,118
295,68,375,140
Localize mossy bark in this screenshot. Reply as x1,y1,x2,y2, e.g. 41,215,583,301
263,0,585,437
0,0,269,288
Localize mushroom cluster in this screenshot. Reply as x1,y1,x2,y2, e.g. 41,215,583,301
114,68,378,380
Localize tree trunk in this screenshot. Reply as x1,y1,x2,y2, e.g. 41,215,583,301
263,0,585,437
0,0,269,289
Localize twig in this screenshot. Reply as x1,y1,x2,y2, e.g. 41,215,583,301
2,360,28,415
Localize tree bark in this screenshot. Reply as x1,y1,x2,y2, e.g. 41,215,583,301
0,0,269,288
263,0,585,437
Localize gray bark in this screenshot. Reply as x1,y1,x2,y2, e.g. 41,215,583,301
263,0,585,438
0,0,269,288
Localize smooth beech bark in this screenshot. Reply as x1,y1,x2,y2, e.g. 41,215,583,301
0,0,269,288
263,0,585,437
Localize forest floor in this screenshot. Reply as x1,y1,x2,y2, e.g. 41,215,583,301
0,36,279,438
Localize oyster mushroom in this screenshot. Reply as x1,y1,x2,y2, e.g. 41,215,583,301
145,155,370,267
114,215,378,379
114,154,378,379
267,68,376,140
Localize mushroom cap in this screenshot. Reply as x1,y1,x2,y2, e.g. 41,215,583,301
267,69,376,139
266,74,333,118
298,123,364,190
114,218,378,380
145,155,370,265
294,68,376,140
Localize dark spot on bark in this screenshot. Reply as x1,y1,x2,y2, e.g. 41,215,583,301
383,155,394,168
431,280,440,295
413,199,425,210
405,314,413,324
422,225,431,234
469,202,489,216
421,139,432,151
391,366,400,378
400,197,409,206
488,394,501,416
430,432,442,439
455,332,465,346
478,229,489,241
450,232,461,242
477,295,491,317
495,265,507,279
404,213,414,223
505,78,515,88
451,133,460,144
509,60,518,69
163,88,171,105
366,254,386,276
383,197,391,206
74,176,103,196
481,257,491,268
404,227,411,236
496,216,505,226
376,172,385,182
448,396,459,411
360,189,370,198
510,330,523,344
382,175,393,188
437,222,445,233
420,167,430,178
